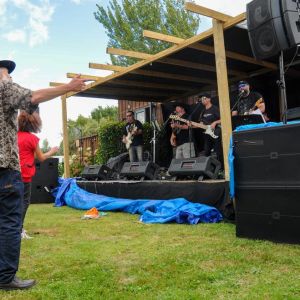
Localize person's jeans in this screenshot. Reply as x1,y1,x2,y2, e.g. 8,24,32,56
175,142,195,159
0,168,24,283
21,182,31,229
129,145,143,162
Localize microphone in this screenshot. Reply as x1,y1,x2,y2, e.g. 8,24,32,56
238,90,245,97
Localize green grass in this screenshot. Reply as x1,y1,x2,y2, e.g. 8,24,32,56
1,204,300,300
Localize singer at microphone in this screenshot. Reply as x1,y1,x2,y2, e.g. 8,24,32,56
231,81,266,118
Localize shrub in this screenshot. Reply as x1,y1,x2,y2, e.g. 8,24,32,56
96,121,153,164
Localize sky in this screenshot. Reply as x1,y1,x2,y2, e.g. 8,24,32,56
0,0,251,146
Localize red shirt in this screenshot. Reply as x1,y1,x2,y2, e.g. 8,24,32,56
17,131,39,183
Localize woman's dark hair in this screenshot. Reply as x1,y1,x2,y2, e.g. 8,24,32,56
18,111,42,133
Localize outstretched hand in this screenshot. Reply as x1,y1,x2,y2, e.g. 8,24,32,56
67,74,89,92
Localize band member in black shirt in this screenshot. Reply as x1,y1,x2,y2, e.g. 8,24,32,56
232,81,265,117
170,104,195,159
198,93,223,168
122,111,143,162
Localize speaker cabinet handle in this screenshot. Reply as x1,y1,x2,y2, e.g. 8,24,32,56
270,152,278,159
272,211,280,220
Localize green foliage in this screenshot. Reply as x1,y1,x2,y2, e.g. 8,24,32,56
96,121,153,164
40,139,50,152
91,106,118,124
94,0,200,66
69,155,85,177
6,205,300,299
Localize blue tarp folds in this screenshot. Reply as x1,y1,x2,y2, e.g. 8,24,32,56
54,178,223,224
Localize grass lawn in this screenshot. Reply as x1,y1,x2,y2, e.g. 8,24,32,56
1,204,300,300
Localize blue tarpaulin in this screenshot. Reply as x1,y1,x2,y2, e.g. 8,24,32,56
54,178,223,224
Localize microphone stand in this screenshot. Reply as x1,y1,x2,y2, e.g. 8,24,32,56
231,91,245,113
187,101,202,158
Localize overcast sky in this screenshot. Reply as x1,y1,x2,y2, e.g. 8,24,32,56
0,0,251,146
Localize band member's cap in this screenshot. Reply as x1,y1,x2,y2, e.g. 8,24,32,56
173,102,187,109
198,92,211,99
238,80,249,87
0,60,16,74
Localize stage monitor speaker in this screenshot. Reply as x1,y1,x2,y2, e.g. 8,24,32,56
246,0,291,60
31,158,59,204
81,165,112,180
120,161,159,180
168,156,221,180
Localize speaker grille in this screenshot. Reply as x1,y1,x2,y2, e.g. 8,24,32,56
247,0,272,30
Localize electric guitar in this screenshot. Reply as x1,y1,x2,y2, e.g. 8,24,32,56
169,114,219,139
124,124,138,149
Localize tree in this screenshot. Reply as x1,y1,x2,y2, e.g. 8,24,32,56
94,0,200,66
41,139,51,152
91,105,118,123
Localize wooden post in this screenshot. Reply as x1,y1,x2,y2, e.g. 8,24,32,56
61,95,70,178
213,19,232,181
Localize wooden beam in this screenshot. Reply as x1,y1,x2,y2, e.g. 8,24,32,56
67,73,102,81
185,2,232,22
159,57,247,77
61,95,70,178
79,87,171,98
110,79,190,91
107,47,152,60
143,30,184,44
142,29,277,71
189,43,278,70
131,69,215,85
66,13,246,98
89,63,126,72
213,19,232,181
49,82,64,86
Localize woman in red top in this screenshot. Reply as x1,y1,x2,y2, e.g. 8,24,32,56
18,111,58,239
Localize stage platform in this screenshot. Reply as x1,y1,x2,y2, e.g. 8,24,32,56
77,179,231,217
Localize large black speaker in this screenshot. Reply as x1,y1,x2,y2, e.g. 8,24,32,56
31,158,59,204
233,124,300,243
81,165,112,180
168,156,221,180
120,161,159,180
247,0,289,59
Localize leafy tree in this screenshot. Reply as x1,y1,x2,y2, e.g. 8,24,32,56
94,0,200,66
91,106,118,123
41,139,51,152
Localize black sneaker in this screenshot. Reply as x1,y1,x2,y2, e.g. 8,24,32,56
0,276,36,290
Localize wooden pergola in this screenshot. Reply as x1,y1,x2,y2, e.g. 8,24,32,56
50,3,285,181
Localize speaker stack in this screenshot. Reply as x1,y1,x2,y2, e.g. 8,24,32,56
31,158,59,204
233,123,300,244
247,0,300,59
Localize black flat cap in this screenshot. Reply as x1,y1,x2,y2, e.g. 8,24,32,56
0,60,16,74
199,92,212,99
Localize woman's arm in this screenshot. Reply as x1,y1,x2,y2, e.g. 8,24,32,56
35,145,59,162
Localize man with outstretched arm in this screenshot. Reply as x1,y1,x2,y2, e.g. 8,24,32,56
0,60,87,291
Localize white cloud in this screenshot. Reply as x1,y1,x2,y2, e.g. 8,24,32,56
1,0,55,47
70,0,81,4
2,29,26,43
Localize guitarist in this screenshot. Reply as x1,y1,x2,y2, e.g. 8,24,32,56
170,104,195,159
122,111,143,162
232,81,266,117
198,93,223,169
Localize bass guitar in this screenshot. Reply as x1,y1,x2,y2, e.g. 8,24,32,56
169,114,219,139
